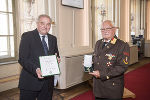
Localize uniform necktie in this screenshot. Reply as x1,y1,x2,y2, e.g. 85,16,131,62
102,42,107,49
42,36,48,55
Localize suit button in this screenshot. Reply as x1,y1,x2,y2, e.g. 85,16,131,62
97,62,99,65
113,83,115,86
106,76,109,79
99,56,100,58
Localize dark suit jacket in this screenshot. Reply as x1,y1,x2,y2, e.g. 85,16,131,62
93,37,130,99
18,29,59,91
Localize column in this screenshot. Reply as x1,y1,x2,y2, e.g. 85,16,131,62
145,0,150,57
146,0,150,41
120,0,130,43
135,0,141,36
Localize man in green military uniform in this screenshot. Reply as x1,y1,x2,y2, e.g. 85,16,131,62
89,20,130,100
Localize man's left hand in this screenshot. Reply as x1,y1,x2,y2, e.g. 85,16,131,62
57,57,61,64
36,68,44,79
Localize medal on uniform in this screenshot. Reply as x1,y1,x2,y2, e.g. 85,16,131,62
105,53,115,60
107,62,112,66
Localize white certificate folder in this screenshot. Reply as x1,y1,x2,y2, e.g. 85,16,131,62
39,55,60,77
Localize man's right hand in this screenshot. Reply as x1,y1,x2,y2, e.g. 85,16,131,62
36,68,44,79
89,70,100,78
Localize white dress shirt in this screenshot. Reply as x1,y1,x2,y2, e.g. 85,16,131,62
39,33,49,49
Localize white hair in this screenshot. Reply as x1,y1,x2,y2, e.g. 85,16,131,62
36,14,52,23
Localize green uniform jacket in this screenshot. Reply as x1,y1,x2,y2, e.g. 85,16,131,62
93,37,130,99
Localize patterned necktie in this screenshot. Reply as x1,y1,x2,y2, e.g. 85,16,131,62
42,36,48,55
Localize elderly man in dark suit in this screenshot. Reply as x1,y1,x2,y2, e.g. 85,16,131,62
18,14,60,100
89,20,130,100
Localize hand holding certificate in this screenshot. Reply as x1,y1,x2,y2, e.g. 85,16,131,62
39,55,60,77
84,55,93,72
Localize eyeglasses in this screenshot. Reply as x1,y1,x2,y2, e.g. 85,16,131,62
100,27,115,32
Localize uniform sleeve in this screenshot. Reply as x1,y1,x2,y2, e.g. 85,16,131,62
100,43,130,81
18,33,38,76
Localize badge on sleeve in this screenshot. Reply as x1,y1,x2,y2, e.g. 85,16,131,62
123,52,129,56
123,57,128,64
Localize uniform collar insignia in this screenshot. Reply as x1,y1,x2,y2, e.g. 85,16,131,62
110,37,117,44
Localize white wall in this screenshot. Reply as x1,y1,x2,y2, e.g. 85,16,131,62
56,0,93,56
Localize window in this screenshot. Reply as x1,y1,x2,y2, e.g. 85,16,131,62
0,0,16,64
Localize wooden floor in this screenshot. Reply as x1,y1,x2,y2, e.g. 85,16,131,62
0,57,150,100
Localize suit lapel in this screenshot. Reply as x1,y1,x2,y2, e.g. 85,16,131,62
47,34,53,53
33,29,45,55
33,29,56,55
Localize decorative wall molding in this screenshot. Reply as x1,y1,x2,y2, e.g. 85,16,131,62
0,75,19,84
